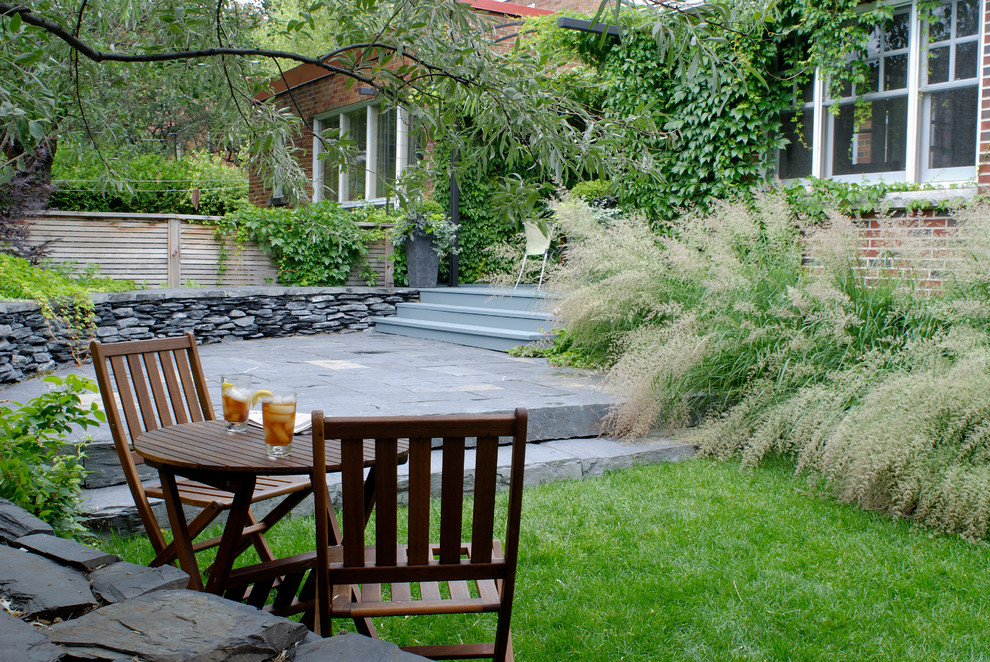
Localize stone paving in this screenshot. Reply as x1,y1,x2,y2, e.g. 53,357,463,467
0,329,697,530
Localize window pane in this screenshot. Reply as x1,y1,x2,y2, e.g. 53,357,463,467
929,3,952,42
884,53,907,90
957,0,979,36
407,123,423,166
928,86,978,169
863,59,880,94
376,107,397,198
346,109,367,201
831,97,907,175
928,46,950,84
321,116,339,202
954,41,978,80
885,11,911,50
779,111,813,179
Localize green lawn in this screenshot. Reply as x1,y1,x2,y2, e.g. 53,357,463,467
98,459,990,661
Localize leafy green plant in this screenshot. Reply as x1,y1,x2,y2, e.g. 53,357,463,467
217,201,381,286
0,374,105,537
50,149,247,216
390,199,459,259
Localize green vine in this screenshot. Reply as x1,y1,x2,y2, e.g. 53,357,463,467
216,202,399,287
522,1,916,222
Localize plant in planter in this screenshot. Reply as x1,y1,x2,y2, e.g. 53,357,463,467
391,199,458,288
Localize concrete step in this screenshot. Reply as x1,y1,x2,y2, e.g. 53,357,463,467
370,317,554,351
393,302,554,333
82,436,697,536
417,286,554,312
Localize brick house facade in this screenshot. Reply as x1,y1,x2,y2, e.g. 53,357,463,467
252,0,990,207
248,0,602,208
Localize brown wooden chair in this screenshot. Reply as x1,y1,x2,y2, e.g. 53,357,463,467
311,407,528,662
90,333,312,573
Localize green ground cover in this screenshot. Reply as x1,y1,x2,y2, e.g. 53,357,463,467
98,459,990,661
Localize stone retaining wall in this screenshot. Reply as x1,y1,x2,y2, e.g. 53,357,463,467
0,286,418,384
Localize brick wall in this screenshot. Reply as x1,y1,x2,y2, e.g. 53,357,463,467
858,208,958,293
530,0,602,12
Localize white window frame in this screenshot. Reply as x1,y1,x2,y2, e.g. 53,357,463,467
780,0,984,186
312,102,413,206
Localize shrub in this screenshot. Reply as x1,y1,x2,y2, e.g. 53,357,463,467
0,374,105,537
49,150,247,216
219,202,388,286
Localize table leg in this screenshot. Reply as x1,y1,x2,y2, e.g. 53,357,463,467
158,469,204,591
205,475,256,594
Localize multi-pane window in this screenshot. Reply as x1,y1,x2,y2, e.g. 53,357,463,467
778,0,981,184
314,104,419,204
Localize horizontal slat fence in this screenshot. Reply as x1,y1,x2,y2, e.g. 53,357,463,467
22,211,392,288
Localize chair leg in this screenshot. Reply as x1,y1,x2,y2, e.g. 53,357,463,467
245,509,277,563
151,501,223,567
536,250,549,292
513,255,528,289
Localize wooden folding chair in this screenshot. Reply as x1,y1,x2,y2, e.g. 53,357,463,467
311,408,528,662
90,333,312,574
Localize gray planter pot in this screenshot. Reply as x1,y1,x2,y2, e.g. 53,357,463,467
405,229,440,288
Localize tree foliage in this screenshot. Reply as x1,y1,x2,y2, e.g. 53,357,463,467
0,0,773,218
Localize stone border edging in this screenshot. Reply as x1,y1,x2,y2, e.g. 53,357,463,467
0,286,419,383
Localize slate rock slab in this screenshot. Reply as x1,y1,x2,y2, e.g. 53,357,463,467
293,633,431,662
0,611,65,662
0,499,54,543
14,534,119,572
47,589,309,661
0,545,97,621
88,561,189,603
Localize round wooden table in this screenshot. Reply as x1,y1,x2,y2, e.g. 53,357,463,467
133,419,381,595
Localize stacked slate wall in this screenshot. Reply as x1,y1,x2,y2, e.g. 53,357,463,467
0,287,418,384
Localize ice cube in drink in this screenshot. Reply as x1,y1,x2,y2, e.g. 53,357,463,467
221,375,252,432
262,392,296,457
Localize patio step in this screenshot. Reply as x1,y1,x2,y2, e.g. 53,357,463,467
371,285,556,351
82,435,697,536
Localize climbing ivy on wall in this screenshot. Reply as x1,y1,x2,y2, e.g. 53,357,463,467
431,144,526,283
526,0,903,221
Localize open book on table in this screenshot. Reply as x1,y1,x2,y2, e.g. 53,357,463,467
247,411,313,435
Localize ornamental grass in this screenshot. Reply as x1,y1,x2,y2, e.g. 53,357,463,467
548,193,990,540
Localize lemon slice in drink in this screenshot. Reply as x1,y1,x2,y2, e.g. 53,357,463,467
252,389,274,405
221,381,234,390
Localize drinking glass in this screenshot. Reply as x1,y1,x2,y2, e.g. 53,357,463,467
261,390,296,457
221,374,252,432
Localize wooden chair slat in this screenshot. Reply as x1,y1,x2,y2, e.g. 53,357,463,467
125,353,159,432
420,581,441,602
111,354,147,446
157,350,190,425
375,438,398,567
391,546,413,602
439,437,466,565
141,351,174,428
172,347,206,423
477,578,500,609
448,580,471,601
406,438,432,566
341,436,367,568
471,435,499,565
363,582,382,603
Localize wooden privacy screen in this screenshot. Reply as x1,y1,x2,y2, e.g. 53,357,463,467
23,211,392,287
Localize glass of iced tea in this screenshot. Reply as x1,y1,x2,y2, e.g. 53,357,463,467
258,390,296,457
220,374,252,432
